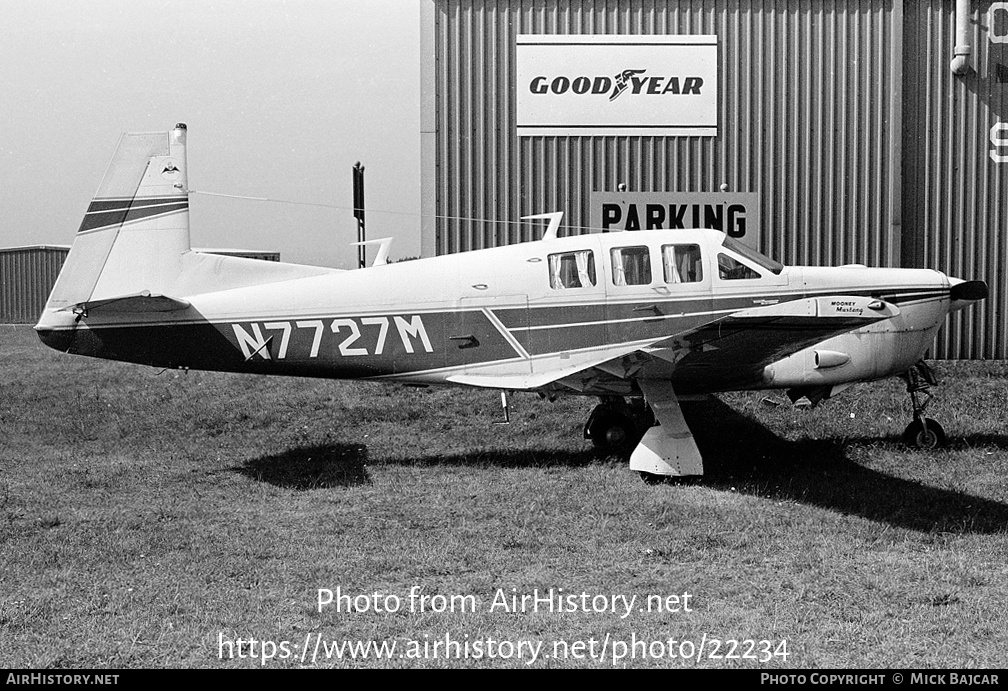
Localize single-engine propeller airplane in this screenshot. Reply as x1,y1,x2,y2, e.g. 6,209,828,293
36,125,989,480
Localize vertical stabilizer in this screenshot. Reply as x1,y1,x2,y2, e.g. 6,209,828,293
43,124,191,312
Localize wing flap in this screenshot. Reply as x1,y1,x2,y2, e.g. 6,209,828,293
444,340,655,390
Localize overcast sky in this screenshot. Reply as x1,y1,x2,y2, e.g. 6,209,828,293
0,0,421,267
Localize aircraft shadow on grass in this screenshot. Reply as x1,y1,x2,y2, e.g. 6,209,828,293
237,443,371,489
675,397,1008,535
236,397,1008,534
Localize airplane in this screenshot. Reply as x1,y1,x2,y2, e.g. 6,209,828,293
35,124,989,481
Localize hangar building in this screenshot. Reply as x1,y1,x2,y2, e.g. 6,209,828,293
418,0,1008,359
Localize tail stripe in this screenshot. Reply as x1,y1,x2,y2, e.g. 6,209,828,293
78,196,189,234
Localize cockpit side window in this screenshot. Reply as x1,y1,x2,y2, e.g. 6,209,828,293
721,236,784,274
548,250,596,289
717,253,761,280
611,246,652,286
662,244,703,284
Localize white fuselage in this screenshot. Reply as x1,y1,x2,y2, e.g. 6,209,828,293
38,227,956,397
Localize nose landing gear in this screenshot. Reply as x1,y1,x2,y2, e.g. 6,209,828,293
901,361,947,450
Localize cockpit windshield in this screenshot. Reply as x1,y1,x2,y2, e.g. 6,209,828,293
721,236,784,275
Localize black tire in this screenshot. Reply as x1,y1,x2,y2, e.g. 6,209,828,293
627,399,656,429
903,418,947,450
587,411,636,452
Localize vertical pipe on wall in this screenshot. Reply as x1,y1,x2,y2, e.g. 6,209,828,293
950,0,972,74
419,0,436,258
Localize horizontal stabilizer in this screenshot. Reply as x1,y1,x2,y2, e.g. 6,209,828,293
70,292,191,315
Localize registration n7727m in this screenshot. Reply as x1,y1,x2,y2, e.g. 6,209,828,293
231,315,434,361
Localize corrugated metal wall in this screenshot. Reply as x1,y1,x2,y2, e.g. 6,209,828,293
0,247,69,324
433,0,902,273
903,1,1007,359
429,0,1004,358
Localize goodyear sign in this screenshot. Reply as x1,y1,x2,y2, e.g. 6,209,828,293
516,35,718,137
589,192,760,247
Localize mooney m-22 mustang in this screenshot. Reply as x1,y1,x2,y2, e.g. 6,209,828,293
36,125,989,480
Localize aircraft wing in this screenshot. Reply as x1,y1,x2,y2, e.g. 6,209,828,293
446,295,899,393
636,295,900,393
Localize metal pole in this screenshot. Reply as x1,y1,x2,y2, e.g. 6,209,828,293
353,162,366,268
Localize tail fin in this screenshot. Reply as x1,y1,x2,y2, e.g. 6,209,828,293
42,124,191,312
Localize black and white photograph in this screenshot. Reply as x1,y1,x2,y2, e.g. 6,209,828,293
1,0,1006,674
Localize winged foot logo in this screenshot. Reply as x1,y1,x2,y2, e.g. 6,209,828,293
528,68,704,100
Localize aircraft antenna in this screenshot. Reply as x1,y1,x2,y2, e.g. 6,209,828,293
521,211,564,241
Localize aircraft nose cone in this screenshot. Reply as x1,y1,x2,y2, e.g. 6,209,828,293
950,280,989,302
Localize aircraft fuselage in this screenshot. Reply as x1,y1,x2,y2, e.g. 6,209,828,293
37,228,956,398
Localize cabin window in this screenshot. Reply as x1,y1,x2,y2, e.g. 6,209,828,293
611,246,652,286
717,253,761,280
548,250,596,289
662,244,703,284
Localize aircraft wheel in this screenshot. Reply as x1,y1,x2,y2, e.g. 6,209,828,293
903,418,946,450
587,409,636,452
627,398,655,429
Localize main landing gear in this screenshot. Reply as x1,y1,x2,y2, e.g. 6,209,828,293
586,383,705,482
901,361,947,450
584,396,653,453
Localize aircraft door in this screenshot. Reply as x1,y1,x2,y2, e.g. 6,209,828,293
454,295,532,375
527,246,607,366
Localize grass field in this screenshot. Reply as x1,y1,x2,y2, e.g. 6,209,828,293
1,324,1006,668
